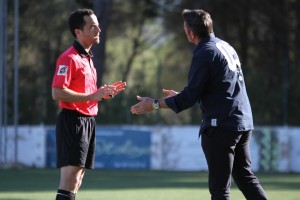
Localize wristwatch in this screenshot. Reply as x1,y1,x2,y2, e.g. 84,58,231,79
152,99,159,110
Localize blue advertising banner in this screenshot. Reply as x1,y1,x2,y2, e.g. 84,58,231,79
45,128,151,169
95,128,151,169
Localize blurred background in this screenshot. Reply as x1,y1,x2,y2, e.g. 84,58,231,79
0,0,300,172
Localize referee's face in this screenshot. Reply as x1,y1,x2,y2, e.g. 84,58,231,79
77,14,101,48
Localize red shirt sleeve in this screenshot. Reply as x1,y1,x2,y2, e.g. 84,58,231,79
52,56,74,89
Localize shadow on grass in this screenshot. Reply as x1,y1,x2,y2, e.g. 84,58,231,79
0,199,35,200
0,169,299,192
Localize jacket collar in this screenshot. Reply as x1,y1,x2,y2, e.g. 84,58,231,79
193,33,215,54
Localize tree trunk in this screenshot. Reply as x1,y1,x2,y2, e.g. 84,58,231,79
92,0,112,86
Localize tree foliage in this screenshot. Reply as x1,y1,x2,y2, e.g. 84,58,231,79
3,0,300,126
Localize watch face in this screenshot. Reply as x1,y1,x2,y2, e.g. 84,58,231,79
153,100,159,110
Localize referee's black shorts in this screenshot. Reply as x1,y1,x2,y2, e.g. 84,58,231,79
56,109,96,169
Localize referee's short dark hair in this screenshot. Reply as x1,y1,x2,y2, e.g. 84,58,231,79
69,8,94,38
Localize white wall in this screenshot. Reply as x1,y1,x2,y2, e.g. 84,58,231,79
0,125,46,168
1,125,300,172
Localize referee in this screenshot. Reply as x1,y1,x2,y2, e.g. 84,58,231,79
52,9,126,200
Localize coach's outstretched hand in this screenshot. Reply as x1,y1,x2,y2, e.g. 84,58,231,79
131,96,154,114
131,88,178,114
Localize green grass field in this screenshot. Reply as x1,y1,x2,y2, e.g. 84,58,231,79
0,169,299,200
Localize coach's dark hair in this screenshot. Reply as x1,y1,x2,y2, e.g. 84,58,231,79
182,9,213,38
69,8,94,38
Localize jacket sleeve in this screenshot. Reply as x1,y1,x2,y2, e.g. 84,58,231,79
165,51,210,113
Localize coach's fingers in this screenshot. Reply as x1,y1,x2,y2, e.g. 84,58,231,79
130,102,140,114
162,88,171,95
137,95,144,101
162,88,178,97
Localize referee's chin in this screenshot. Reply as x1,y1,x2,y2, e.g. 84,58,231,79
94,37,100,44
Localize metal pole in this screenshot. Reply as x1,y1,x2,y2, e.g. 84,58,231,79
156,59,161,124
14,0,19,164
283,59,289,126
0,0,4,164
3,0,8,164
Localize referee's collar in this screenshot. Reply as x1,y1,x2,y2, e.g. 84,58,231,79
73,40,94,58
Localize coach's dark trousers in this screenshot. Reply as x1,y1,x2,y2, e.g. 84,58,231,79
201,127,268,200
